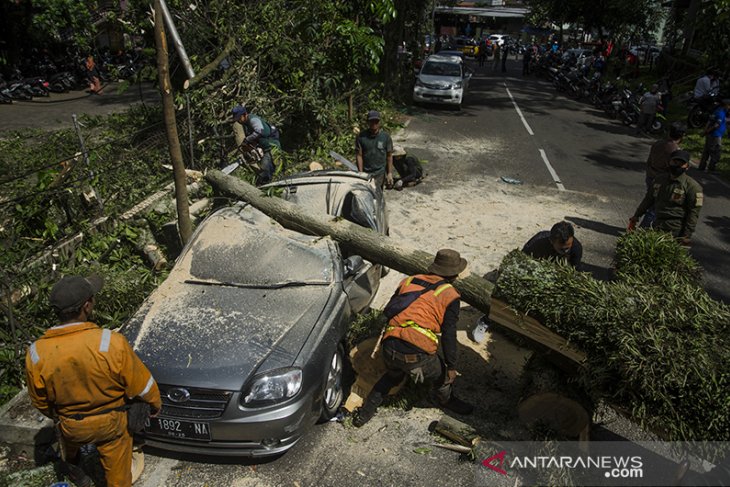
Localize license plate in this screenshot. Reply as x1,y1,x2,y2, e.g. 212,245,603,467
144,417,211,441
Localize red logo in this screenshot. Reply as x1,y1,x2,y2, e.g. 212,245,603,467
482,450,508,475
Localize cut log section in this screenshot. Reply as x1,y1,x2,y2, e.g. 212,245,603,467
517,354,592,439
134,221,168,271
343,337,404,412
429,414,481,448
205,170,587,368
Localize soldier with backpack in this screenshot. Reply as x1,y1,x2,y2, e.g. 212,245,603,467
352,249,474,427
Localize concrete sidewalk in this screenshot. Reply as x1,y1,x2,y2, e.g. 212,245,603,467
0,82,159,133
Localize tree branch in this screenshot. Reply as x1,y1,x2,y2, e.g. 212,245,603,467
184,37,236,90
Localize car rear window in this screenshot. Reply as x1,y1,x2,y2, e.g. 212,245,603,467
422,61,461,77
186,208,334,285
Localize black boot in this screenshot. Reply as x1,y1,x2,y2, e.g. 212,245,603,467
352,391,383,427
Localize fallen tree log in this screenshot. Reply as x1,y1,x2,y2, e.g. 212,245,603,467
205,170,586,367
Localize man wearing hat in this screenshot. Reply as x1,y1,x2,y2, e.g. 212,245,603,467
629,150,703,245
355,110,394,187
391,145,424,190
25,275,161,487
698,98,730,172
353,249,474,427
231,104,282,185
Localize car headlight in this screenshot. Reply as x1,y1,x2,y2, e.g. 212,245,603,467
242,367,303,406
453,81,463,89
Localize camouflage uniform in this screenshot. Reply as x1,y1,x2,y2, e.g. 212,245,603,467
633,173,703,238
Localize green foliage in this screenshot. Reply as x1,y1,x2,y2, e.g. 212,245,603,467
614,230,702,285
347,308,386,349
494,248,730,443
526,0,665,39
27,0,98,51
692,0,730,69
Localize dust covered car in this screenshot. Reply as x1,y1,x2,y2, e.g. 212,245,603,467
122,171,386,456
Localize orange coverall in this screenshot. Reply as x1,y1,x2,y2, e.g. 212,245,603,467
25,322,161,487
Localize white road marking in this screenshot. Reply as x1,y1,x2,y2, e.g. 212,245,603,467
539,149,566,191
505,85,534,136
504,82,566,191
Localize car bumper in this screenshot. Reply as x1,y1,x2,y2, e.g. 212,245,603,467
142,387,320,457
413,87,463,105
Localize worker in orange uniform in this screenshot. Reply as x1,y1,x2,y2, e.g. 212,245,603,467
353,249,474,427
25,275,161,487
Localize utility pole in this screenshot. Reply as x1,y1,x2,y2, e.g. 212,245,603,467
154,0,192,245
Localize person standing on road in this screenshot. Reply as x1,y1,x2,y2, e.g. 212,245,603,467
26,275,161,487
231,104,282,185
353,249,474,427
356,110,394,187
501,44,509,73
85,55,102,95
698,99,730,173
636,84,662,135
492,44,501,71
641,122,686,227
522,46,532,75
478,41,487,68
629,150,703,245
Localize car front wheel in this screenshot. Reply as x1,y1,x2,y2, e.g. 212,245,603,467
319,345,344,421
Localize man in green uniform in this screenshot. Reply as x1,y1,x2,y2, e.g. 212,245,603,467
356,110,394,187
629,150,703,245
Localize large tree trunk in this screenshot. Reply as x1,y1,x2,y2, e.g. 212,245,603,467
205,170,587,368
518,353,592,439
154,0,193,245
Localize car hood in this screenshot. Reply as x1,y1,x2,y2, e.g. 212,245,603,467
418,74,461,88
122,280,334,391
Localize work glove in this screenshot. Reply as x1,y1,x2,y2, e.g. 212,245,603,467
627,217,638,232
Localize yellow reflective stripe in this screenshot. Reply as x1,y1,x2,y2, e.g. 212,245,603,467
405,276,414,286
387,320,439,343
433,283,453,297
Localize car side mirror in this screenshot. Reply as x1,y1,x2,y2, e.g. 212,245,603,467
343,255,364,277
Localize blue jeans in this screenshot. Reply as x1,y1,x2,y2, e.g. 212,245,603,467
256,150,275,185
640,175,656,228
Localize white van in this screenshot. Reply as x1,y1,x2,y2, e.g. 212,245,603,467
412,54,472,107
489,34,511,47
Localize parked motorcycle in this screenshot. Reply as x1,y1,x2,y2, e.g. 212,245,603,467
687,91,720,129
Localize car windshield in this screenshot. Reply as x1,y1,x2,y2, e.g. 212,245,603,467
184,207,334,286
422,61,461,77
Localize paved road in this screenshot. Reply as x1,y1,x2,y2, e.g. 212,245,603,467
0,81,159,132
415,58,729,302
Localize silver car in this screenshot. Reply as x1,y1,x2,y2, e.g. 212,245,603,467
122,171,386,456
413,54,472,107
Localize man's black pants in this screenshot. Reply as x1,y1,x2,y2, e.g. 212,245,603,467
371,338,450,403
